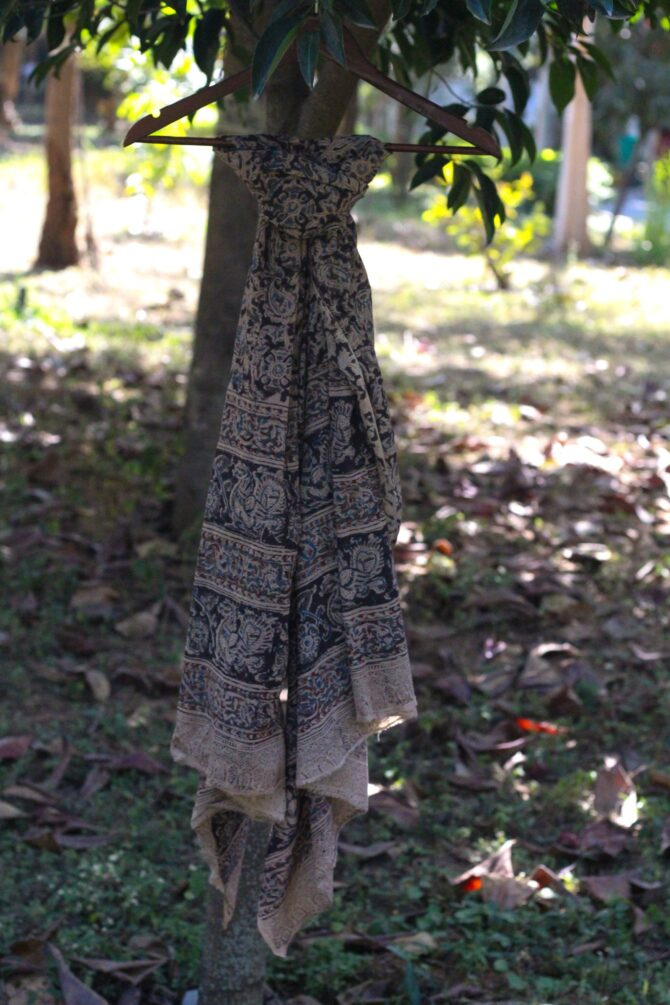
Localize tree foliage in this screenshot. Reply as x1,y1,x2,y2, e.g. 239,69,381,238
1,0,669,239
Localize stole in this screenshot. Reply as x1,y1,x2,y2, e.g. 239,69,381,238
170,134,417,956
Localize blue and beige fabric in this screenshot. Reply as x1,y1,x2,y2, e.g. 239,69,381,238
170,134,417,956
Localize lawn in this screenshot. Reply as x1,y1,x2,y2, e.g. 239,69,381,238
2,144,670,1005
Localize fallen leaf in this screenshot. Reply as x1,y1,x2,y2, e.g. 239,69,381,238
387,931,437,955
338,840,399,860
518,643,577,690
73,955,167,986
84,669,111,702
648,769,670,791
368,790,419,829
594,760,637,826
78,767,111,803
114,603,161,640
0,735,33,760
660,818,670,856
432,673,471,704
632,904,652,936
135,538,178,559
5,975,57,1005
452,839,515,887
47,943,110,1005
0,799,27,819
514,717,565,736
2,783,58,805
557,819,630,858
410,662,436,681
106,751,169,775
70,583,118,615
530,864,569,894
580,873,632,903
482,875,537,909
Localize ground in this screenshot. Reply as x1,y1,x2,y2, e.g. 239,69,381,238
1,143,670,1005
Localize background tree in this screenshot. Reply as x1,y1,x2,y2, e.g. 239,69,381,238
35,38,80,268
0,35,24,134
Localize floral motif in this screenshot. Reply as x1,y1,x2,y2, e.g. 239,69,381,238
169,134,417,959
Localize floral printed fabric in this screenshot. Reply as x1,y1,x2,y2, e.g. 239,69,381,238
169,134,417,956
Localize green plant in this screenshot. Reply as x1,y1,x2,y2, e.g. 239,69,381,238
423,165,551,289
637,152,670,264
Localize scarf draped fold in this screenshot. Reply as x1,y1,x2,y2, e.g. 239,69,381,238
169,134,417,956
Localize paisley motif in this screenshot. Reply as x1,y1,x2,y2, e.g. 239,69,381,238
169,134,417,956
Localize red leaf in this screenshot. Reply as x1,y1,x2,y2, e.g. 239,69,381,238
515,717,564,735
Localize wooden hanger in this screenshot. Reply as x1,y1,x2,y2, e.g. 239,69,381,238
124,22,501,159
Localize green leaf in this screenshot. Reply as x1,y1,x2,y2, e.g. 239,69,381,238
252,12,303,97
409,155,448,190
193,9,225,81
418,0,440,13
549,55,576,112
320,11,345,64
502,59,530,114
469,160,506,243
391,0,412,19
589,0,614,11
298,28,319,89
494,109,524,165
477,86,506,105
583,41,614,80
269,0,303,25
556,0,583,22
338,0,378,29
447,163,472,211
576,53,598,100
465,0,492,23
490,0,545,51
46,12,66,52
518,116,537,160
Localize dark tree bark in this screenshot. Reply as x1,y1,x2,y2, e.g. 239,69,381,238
199,823,272,1005
35,50,79,269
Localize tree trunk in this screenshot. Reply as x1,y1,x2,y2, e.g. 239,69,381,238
552,55,592,256
199,824,272,1005
174,7,392,1005
35,50,79,269
0,38,24,134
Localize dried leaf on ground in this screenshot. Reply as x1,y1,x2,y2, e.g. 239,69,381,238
580,873,632,903
114,602,161,639
594,759,637,826
2,783,58,805
69,583,118,615
84,669,111,702
368,789,419,829
338,840,399,860
104,751,169,775
78,767,111,803
0,735,33,760
556,819,630,858
73,954,168,986
0,799,27,819
660,818,670,856
518,643,577,690
47,943,110,1005
452,839,515,888
481,875,537,909
386,931,437,955
5,975,57,1005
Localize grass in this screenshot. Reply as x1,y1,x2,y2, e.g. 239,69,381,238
2,155,670,1003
